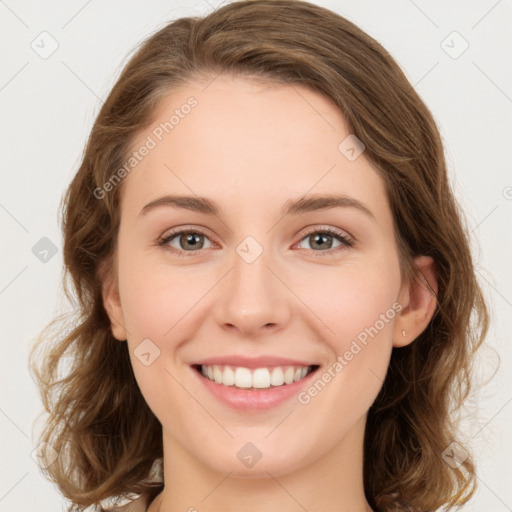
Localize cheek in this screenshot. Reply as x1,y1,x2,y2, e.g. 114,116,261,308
119,238,402,357
116,251,198,422
117,249,201,340
295,256,401,348
291,263,400,440
292,256,401,410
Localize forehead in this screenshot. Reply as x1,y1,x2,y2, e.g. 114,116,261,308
121,75,390,225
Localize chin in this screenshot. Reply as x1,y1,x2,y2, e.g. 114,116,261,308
201,446,308,479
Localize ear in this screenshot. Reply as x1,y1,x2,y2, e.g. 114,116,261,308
99,259,127,341
393,255,438,348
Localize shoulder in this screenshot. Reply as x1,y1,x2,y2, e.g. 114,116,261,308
84,494,148,512
114,495,148,512
84,459,163,512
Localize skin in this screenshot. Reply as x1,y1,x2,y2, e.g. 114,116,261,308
102,74,437,512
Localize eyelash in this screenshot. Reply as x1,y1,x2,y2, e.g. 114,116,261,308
157,226,354,258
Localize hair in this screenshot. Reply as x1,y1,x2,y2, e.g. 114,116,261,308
29,1,490,510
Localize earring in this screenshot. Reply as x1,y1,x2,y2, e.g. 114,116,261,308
401,330,406,337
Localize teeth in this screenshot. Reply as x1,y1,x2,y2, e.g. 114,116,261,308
270,367,284,386
223,366,235,386
252,368,271,389
284,366,295,384
234,367,252,388
199,364,314,389
213,366,223,384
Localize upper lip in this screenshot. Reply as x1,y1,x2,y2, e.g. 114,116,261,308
191,355,318,369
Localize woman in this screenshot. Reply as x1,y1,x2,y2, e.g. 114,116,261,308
30,1,489,511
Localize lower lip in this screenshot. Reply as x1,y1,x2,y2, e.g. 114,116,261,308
192,366,319,411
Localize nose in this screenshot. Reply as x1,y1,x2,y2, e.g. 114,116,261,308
213,245,292,338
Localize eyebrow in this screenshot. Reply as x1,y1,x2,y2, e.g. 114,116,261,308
139,193,375,221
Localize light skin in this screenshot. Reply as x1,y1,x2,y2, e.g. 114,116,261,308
102,74,437,512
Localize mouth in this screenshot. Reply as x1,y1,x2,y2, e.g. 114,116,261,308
191,363,320,391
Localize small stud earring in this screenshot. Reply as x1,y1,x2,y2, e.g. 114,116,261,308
401,330,406,337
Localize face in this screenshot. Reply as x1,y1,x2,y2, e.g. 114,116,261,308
103,74,426,479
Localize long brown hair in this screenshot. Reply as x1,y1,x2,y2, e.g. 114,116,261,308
29,1,489,510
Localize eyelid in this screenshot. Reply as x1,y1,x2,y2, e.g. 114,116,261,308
158,224,355,256
297,225,354,244
157,225,216,249
293,225,354,256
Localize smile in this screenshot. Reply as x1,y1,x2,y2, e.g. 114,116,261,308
194,364,319,390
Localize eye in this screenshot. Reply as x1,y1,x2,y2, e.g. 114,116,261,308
158,228,214,256
295,227,354,256
158,225,354,258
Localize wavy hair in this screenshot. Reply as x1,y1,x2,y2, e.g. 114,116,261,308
29,1,490,510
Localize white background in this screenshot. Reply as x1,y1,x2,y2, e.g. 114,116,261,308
1,0,511,510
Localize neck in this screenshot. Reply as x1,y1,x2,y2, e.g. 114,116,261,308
151,415,373,512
